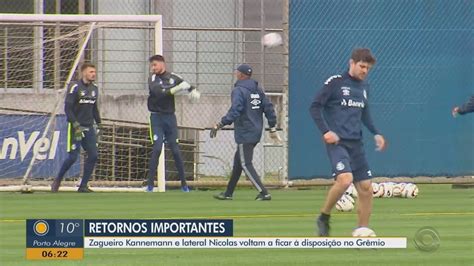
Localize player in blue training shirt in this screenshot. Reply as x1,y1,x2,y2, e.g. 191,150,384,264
51,63,101,193
309,48,387,236
146,55,201,192
210,64,280,201
452,95,474,117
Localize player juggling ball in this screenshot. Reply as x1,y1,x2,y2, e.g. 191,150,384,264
309,48,386,236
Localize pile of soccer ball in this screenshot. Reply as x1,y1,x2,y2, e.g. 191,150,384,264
335,182,419,212
372,182,419,199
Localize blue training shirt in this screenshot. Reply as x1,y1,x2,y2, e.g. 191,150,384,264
309,72,380,140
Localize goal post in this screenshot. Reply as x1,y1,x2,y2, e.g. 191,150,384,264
0,14,165,192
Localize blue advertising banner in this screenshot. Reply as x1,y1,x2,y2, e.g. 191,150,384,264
0,114,80,178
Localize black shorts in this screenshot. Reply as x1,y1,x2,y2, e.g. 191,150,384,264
325,139,372,182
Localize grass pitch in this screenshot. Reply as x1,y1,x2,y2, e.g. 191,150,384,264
0,184,473,265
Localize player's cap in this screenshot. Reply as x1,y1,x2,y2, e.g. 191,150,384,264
236,64,252,76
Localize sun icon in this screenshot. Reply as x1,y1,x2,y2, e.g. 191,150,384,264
33,220,49,236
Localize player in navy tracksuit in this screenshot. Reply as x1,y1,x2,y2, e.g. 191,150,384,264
51,63,101,193
452,96,474,117
309,48,386,236
211,64,280,201
146,55,201,192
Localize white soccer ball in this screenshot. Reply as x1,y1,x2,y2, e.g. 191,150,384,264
352,227,377,237
401,183,419,198
335,194,355,212
392,183,406,197
372,182,384,198
382,182,394,198
344,183,358,198
21,184,33,193
261,32,283,48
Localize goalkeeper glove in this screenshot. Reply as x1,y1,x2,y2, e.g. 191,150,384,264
94,123,102,138
269,127,282,143
169,81,191,95
188,86,201,103
72,122,83,142
210,122,223,138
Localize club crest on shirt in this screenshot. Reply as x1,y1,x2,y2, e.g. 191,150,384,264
363,90,367,99
341,87,351,96
336,162,345,171
91,90,96,97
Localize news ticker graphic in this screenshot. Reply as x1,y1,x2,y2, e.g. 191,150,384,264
84,237,407,249
26,219,233,260
26,219,407,259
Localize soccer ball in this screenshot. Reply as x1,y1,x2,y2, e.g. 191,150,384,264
401,183,419,198
352,227,377,237
372,182,384,198
382,182,394,198
261,33,283,48
392,183,406,197
344,183,358,198
335,194,355,212
20,184,33,194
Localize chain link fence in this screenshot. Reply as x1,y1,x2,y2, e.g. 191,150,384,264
0,0,287,187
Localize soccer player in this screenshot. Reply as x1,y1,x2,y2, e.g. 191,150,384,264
51,63,101,193
146,55,200,192
452,95,474,117
309,48,386,236
211,64,280,201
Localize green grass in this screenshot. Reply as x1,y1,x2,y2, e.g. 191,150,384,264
0,185,473,265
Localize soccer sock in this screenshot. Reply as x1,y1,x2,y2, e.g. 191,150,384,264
56,151,79,183
80,152,97,188
169,143,187,186
319,212,331,222
56,163,69,182
147,142,163,188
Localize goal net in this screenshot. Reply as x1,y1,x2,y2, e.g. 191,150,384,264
0,14,165,192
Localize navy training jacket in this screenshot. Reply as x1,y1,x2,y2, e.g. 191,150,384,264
221,79,277,144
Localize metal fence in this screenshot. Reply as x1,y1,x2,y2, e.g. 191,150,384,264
0,0,288,185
